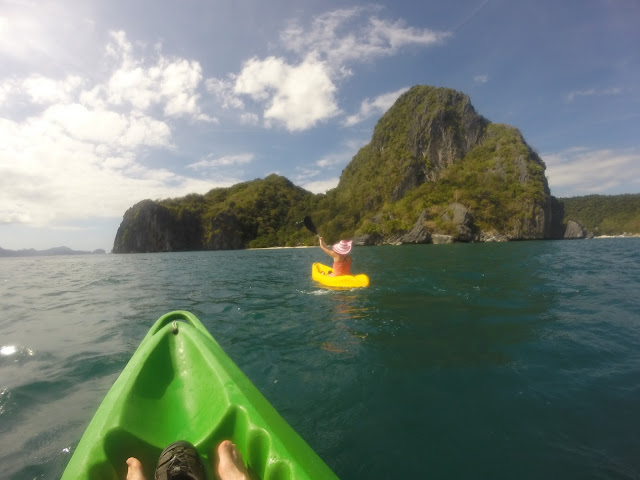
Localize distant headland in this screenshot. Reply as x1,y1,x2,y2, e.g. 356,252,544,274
0,246,106,258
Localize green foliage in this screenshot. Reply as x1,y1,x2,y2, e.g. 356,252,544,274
561,194,640,235
345,122,550,237
152,174,321,249
428,124,547,232
330,86,486,237
119,85,639,250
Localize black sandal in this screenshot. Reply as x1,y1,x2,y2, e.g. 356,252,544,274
155,441,206,480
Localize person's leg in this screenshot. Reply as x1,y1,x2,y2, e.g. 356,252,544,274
215,440,250,480
126,457,147,480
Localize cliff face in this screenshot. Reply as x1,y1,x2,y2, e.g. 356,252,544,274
113,85,569,252
112,175,316,253
112,200,203,253
383,88,489,193
333,86,564,242
203,211,245,250
336,87,489,209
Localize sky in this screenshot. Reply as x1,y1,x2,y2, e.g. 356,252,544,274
1,0,638,251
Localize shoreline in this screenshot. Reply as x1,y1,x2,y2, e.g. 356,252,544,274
593,234,640,239
246,237,640,250
248,245,317,250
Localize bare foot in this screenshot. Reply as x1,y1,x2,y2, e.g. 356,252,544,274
215,440,249,480
126,457,147,480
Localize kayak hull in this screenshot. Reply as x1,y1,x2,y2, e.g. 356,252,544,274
312,262,370,288
62,311,339,480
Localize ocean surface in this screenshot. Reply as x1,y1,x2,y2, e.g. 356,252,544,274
1,239,640,479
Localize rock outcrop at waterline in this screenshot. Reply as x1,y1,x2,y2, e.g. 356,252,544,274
564,220,590,239
113,85,572,253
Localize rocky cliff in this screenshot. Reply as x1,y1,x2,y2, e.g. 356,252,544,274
113,175,314,253
330,86,564,243
113,200,203,253
113,85,570,253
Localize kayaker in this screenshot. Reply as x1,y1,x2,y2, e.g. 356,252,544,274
125,440,249,480
319,237,353,276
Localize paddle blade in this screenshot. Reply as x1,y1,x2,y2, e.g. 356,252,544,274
303,216,317,235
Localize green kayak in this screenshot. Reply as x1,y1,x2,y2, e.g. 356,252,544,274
62,311,339,479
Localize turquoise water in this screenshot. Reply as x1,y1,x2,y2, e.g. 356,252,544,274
1,240,640,479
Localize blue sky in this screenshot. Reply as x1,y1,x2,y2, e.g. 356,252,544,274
1,0,638,251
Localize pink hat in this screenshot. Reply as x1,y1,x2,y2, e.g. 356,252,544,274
332,240,352,255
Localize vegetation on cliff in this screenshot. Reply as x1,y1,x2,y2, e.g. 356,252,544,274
345,122,550,240
560,194,640,235
113,175,320,253
192,174,319,248
112,85,636,253
312,86,556,242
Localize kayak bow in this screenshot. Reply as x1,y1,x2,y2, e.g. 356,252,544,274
62,311,339,480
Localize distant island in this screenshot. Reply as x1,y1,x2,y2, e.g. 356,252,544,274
111,85,640,253
560,194,640,237
0,246,106,258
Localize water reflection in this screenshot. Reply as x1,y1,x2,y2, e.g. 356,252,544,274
345,243,555,368
362,296,546,368
319,290,373,356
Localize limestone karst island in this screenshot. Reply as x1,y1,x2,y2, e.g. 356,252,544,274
112,86,640,253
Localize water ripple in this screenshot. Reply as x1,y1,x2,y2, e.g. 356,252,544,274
1,242,639,479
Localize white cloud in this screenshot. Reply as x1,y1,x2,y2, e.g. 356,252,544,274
222,8,450,132
239,112,259,125
367,16,449,50
1,75,86,111
543,147,640,196
0,15,8,35
293,138,364,191
566,87,622,103
474,74,489,84
234,56,340,131
188,153,255,170
0,210,31,225
293,166,322,183
103,31,210,120
39,103,171,147
2,30,215,122
160,59,203,117
300,177,340,194
0,2,99,75
0,30,225,228
344,87,409,126
0,82,11,104
234,56,288,101
22,75,84,104
0,113,216,226
316,152,353,168
281,7,449,66
0,9,51,60
206,76,245,110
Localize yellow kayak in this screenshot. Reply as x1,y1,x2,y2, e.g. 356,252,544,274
311,263,370,288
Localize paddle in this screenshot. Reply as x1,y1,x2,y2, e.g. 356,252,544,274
303,216,318,236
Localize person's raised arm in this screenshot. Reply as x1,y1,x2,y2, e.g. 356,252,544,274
319,237,337,259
